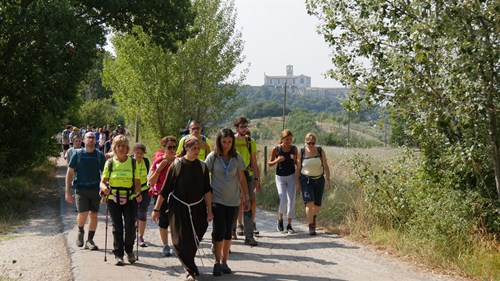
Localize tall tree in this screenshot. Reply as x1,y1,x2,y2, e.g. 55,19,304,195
103,0,246,138
307,0,500,200
0,0,193,176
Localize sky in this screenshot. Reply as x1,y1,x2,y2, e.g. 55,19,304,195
232,0,342,87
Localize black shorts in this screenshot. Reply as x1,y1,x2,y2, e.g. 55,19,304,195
75,189,101,213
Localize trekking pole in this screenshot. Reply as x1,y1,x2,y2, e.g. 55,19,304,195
136,215,139,261
104,200,109,262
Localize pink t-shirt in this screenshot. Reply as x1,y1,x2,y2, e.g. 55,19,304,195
150,156,171,196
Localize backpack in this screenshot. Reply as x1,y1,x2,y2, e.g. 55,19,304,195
107,156,137,184
276,144,297,157
106,156,137,203
172,157,206,177
75,148,102,170
300,146,324,173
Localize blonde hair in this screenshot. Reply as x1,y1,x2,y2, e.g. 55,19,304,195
112,135,129,154
304,133,317,143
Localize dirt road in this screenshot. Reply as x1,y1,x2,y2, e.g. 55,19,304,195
0,157,467,281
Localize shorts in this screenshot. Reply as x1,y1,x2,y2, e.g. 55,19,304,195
75,189,101,213
63,144,70,150
300,175,325,207
137,189,152,221
158,198,169,229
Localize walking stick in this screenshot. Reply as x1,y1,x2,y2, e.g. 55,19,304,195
104,200,109,262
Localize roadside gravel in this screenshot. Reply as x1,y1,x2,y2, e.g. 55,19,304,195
0,157,469,281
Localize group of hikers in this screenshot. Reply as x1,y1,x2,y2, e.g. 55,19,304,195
63,116,330,281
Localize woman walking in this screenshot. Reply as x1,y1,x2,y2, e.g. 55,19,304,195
132,143,151,248
149,136,177,257
205,128,250,276
152,136,213,281
268,129,298,233
100,135,142,265
296,133,330,236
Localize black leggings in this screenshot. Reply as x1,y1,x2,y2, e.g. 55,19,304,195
212,203,238,242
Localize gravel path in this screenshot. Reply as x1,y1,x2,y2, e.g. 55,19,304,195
0,157,469,281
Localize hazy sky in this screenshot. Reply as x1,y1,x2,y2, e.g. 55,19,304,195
232,0,342,87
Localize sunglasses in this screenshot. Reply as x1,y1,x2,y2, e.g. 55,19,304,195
190,127,201,130
163,144,177,150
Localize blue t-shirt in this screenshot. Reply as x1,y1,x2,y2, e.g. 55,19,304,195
69,149,106,191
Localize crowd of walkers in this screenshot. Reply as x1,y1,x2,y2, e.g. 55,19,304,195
63,117,330,281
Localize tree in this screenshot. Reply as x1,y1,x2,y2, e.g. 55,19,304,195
104,0,246,138
0,0,193,176
307,1,499,200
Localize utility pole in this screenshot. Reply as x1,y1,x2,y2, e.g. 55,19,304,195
283,81,287,130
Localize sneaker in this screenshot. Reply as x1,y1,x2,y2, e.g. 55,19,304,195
221,263,232,274
286,224,295,234
244,236,258,246
308,224,317,236
277,219,284,232
126,252,136,264
84,240,99,251
162,244,172,257
236,224,244,236
76,231,84,247
231,227,237,240
139,236,147,247
253,222,259,235
115,256,124,266
213,263,222,276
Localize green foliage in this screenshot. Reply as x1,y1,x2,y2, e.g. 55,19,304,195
104,0,245,138
308,0,500,212
78,98,125,127
0,0,193,177
240,101,291,119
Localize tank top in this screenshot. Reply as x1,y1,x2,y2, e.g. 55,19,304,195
300,147,324,177
276,145,296,177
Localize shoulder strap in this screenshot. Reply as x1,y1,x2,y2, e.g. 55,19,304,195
107,158,113,173
131,156,136,183
75,149,83,171
277,144,283,156
174,157,182,177
144,157,150,172
198,159,206,174
246,136,252,154
300,147,305,165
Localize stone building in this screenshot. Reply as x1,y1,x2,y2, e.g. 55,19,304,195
264,65,311,89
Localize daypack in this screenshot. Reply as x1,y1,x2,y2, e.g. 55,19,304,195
276,144,297,157
300,146,324,174
172,157,206,177
75,148,102,170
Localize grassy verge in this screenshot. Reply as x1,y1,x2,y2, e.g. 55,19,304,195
257,145,500,281
0,158,57,233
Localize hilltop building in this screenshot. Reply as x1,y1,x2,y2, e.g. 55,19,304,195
264,65,311,89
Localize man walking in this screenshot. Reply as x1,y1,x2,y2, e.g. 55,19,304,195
65,132,106,250
233,116,261,246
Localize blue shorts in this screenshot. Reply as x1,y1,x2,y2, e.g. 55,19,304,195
300,175,325,206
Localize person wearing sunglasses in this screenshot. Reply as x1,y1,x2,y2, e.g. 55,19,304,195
148,136,177,257
296,133,330,236
175,120,212,160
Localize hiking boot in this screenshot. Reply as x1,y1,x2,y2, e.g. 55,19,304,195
277,219,284,232
236,224,244,236
185,273,196,281
244,236,258,246
253,222,259,235
231,227,237,240
309,224,317,236
221,263,232,274
286,224,295,234
84,240,99,251
76,231,84,247
213,263,222,276
126,252,136,264
139,236,147,247
162,244,172,257
115,256,124,266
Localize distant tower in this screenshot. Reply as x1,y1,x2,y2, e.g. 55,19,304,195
286,65,293,77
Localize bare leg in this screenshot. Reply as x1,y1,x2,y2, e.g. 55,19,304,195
77,211,89,228
221,239,231,263
160,227,169,245
88,211,98,231
139,220,146,238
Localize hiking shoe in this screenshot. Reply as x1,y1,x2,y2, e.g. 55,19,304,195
236,224,244,236
115,256,124,266
126,252,136,264
221,263,232,274
244,236,258,246
277,219,284,232
286,224,295,234
213,263,222,276
162,244,172,257
84,240,99,251
231,227,237,240
76,231,84,247
309,224,317,236
253,222,259,235
139,236,147,247
185,273,196,281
